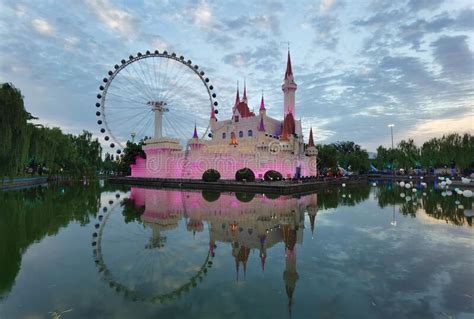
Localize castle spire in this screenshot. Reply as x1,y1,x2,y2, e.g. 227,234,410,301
285,49,293,79
242,79,248,103
259,91,265,111
308,127,315,147
234,81,240,106
193,123,198,139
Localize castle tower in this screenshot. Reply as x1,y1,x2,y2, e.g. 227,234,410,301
283,227,299,315
188,124,204,150
305,127,318,156
282,50,297,117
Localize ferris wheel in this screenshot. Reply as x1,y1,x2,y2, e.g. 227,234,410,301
95,50,219,154
91,193,214,303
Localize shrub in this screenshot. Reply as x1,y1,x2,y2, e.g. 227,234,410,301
202,190,221,202
202,169,221,182
235,192,255,202
264,170,283,181
235,168,255,182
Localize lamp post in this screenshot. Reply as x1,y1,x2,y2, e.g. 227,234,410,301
388,124,395,179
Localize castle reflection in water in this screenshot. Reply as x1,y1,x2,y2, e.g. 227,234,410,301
128,187,319,309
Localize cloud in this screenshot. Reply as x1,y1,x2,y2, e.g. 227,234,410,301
193,0,212,27
407,0,445,12
222,14,281,38
319,0,335,13
431,35,474,80
31,18,55,36
307,0,345,50
86,0,136,36
0,0,472,153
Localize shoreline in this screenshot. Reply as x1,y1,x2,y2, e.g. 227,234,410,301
0,176,49,190
108,176,368,194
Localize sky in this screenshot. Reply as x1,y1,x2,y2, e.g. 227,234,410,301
0,0,473,152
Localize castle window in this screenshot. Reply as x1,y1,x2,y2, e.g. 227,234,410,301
239,131,243,138
222,132,226,139
248,130,253,137
234,116,239,122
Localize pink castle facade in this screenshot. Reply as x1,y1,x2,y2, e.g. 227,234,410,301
131,51,318,180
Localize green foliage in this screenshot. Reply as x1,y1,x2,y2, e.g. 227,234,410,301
235,168,255,182
0,83,103,178
375,133,473,172
0,184,101,298
317,141,370,173
116,141,146,175
375,184,472,226
201,190,221,202
202,169,221,182
264,170,283,181
316,144,338,170
0,83,29,177
235,192,255,202
121,198,145,223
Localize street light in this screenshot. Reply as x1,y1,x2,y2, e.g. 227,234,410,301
388,124,395,179
388,124,394,149
390,205,397,226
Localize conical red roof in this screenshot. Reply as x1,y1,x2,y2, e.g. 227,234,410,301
281,112,295,140
285,50,293,79
308,127,315,147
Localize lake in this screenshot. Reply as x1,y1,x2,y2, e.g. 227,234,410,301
0,181,472,318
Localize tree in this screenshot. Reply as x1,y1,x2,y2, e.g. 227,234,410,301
264,170,283,181
0,83,29,177
235,168,255,182
117,141,146,175
202,169,221,182
333,141,370,173
396,139,420,171
316,144,338,171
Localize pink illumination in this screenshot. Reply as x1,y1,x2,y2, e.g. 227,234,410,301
131,150,317,179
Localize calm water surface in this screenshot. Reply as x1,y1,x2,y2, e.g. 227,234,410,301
0,182,472,319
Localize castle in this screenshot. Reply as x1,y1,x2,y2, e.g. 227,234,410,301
131,51,318,179
128,187,319,311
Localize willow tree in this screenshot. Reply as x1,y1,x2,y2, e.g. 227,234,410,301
0,83,29,177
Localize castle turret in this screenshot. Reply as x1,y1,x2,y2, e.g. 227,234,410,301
188,124,204,149
305,127,318,156
282,50,297,118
